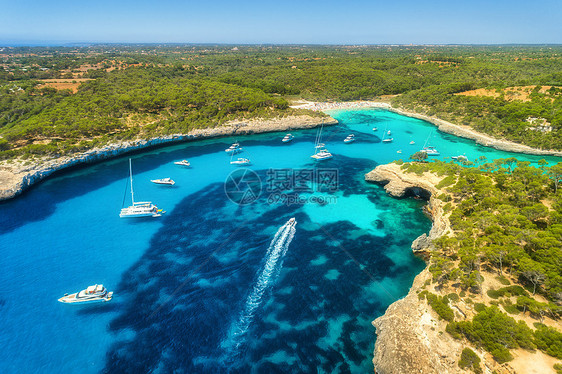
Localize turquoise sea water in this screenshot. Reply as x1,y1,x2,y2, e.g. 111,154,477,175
0,109,559,373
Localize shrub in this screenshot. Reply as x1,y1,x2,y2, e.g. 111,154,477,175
446,306,536,363
423,292,455,321
533,323,562,359
458,348,482,374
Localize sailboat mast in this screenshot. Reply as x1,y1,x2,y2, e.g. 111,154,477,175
129,158,135,205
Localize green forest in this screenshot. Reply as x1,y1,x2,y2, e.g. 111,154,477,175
399,158,562,368
1,44,561,158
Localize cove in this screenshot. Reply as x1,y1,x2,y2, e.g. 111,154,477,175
0,109,559,373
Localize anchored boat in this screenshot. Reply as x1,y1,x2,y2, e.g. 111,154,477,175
150,178,175,186
120,159,163,218
58,284,113,304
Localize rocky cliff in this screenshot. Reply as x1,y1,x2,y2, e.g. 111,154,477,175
366,163,464,374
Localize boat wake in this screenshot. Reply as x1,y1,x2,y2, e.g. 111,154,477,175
221,218,297,357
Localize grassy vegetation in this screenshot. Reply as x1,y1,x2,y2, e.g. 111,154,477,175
1,44,561,159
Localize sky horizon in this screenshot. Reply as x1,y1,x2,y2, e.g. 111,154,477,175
1,0,561,46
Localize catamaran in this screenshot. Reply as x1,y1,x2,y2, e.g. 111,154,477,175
420,132,440,156
58,284,113,304
150,178,175,185
344,134,355,143
282,134,294,143
311,121,333,160
120,159,163,218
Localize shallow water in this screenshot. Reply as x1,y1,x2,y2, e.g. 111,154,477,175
0,109,558,373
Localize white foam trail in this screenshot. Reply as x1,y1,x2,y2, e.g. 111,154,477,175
223,218,297,354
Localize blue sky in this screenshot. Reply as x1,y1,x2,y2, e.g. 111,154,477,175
1,0,560,45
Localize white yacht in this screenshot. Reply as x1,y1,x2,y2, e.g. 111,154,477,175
150,178,175,185
311,122,333,161
452,154,468,161
58,284,113,304
230,157,251,166
343,134,355,143
120,159,163,218
174,160,190,167
225,143,242,154
282,134,294,143
421,146,440,156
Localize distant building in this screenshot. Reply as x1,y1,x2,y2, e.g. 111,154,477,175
526,117,553,132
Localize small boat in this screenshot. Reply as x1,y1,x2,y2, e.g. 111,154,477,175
372,127,378,131
409,141,415,145
387,130,392,136
58,284,113,304
382,138,393,143
230,157,251,166
282,134,294,143
343,134,355,143
397,150,402,154
151,178,175,186
174,160,191,167
120,159,163,218
421,146,440,156
225,143,242,154
451,154,468,161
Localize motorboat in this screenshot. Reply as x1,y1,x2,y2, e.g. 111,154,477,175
372,127,378,131
452,154,468,161
421,146,440,156
282,134,294,143
58,284,113,304
387,130,392,136
150,178,175,185
382,138,393,143
231,157,251,166
120,159,163,218
225,143,242,154
409,141,415,145
343,134,355,143
174,160,191,167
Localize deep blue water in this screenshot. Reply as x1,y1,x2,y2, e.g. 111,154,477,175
0,109,559,373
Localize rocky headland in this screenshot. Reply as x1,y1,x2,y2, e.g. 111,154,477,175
365,163,560,374
0,114,337,201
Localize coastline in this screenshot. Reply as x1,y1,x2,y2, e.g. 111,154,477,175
295,100,562,158
0,114,337,201
365,163,463,374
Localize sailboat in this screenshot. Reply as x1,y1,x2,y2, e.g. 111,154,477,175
381,124,393,143
119,159,163,218
311,121,333,160
420,132,440,156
